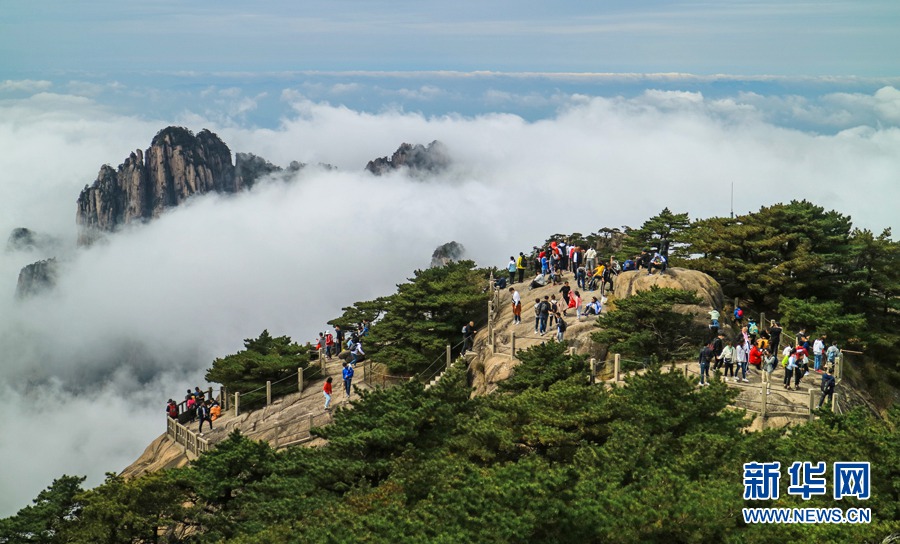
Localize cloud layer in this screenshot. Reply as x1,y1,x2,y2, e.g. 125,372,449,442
1,86,898,514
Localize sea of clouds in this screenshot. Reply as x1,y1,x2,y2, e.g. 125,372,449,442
1,84,898,514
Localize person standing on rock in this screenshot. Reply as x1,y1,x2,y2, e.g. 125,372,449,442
462,321,476,354
342,362,354,398
768,320,783,352
509,287,522,324
556,312,567,342
648,251,667,275
585,247,597,272
197,400,212,435
507,256,517,285
698,343,714,386
516,252,527,283
559,281,571,312
323,377,333,411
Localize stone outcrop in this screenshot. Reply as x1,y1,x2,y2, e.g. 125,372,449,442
611,268,725,310
6,227,59,252
16,258,58,299
430,241,466,267
365,141,450,177
75,127,301,246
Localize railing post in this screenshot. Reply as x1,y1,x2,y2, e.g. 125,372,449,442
267,381,272,406
808,389,816,421
221,386,227,411
590,358,596,384
759,312,766,331
308,413,314,436
446,344,452,369
207,386,213,402
614,353,621,382
684,365,689,378
298,367,304,393
761,382,768,420
488,300,494,333
234,392,241,417
511,332,516,360
832,391,838,413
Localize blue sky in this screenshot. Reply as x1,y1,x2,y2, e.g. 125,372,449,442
3,0,899,76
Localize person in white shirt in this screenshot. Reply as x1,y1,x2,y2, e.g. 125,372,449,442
508,287,521,324
812,335,826,372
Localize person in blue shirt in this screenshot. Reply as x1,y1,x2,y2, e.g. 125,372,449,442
342,362,354,398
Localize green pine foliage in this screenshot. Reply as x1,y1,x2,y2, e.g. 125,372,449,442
9,345,897,542
205,330,314,409
592,286,706,366
330,260,490,375
619,207,692,262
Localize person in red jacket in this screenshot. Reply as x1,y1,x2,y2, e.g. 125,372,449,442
748,343,763,368
323,377,333,411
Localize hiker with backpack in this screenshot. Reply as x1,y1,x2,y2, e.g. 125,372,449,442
166,399,178,419
556,312,567,342
733,306,743,325
537,296,551,336
324,331,335,359
818,368,836,408
516,252,527,283
721,341,736,381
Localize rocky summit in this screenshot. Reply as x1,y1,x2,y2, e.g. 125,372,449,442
75,127,251,246
365,140,450,177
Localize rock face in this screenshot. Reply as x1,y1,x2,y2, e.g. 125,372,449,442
430,241,466,267
611,268,725,310
365,141,450,177
6,228,58,252
75,127,285,245
16,258,58,299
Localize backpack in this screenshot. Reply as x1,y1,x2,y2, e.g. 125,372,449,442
538,301,550,314
558,319,567,332
748,322,758,335
735,307,743,319
461,325,467,334
325,333,334,344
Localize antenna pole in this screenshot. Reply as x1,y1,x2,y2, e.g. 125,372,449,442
730,181,734,219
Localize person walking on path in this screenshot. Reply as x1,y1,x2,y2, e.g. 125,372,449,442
350,341,365,367
537,296,551,336
509,287,522,324
342,362,354,398
197,401,213,435
507,256,517,285
818,368,836,408
323,377,333,411
462,321,477,354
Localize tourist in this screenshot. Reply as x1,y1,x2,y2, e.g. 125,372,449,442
507,256,517,285
767,320,783,352
538,296,551,335
533,298,542,333
647,251,667,275
210,401,221,422
556,312,567,342
698,343,714,386
334,325,345,354
559,281,572,310
736,339,750,382
350,340,365,366
818,368,836,408
323,376,333,411
826,341,840,371
516,252,527,283
342,362,354,398
462,321,476,354
197,400,212,435
708,308,720,337
509,287,522,324
783,348,797,390
813,334,826,371
166,399,178,419
722,340,736,381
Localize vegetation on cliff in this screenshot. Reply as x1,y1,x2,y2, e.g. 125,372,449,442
3,345,898,543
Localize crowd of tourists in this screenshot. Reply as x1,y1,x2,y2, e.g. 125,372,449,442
698,311,840,408
166,387,221,436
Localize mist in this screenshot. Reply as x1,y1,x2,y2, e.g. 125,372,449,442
1,86,898,515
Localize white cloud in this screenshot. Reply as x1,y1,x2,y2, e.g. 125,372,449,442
1,86,898,515
0,79,53,92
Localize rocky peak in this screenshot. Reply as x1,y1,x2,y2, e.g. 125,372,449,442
16,258,58,299
365,140,450,177
76,127,239,245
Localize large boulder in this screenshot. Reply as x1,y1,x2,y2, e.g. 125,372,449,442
612,268,724,310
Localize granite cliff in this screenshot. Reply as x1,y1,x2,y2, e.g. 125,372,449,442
75,127,280,246
365,140,449,177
